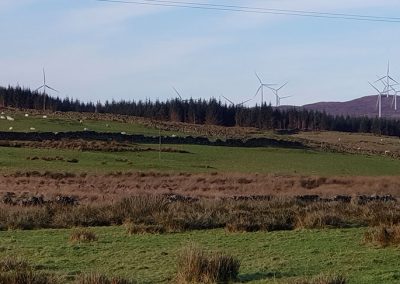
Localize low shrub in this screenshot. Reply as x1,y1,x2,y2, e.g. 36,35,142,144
0,256,59,284
0,256,30,272
364,225,400,247
176,244,240,284
125,222,165,235
0,270,59,284
76,273,133,284
296,211,349,229
293,273,347,284
69,228,98,243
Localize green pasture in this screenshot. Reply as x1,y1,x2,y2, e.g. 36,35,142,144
1,227,399,283
0,113,176,136
0,144,399,175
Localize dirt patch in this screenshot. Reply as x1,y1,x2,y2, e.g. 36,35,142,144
1,171,400,204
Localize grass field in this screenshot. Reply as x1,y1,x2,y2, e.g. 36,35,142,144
0,113,175,136
1,227,399,283
1,144,400,175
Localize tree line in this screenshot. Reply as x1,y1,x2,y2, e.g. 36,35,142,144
1,85,400,136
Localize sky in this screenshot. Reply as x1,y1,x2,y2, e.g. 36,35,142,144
0,0,399,106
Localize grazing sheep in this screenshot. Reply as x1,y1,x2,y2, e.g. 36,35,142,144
83,128,88,131
6,116,14,121
0,116,5,119
42,115,47,119
30,127,36,131
121,131,127,135
25,113,29,117
8,127,13,130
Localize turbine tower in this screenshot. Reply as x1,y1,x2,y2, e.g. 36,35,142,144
254,72,275,106
268,82,288,107
369,82,383,118
35,68,58,111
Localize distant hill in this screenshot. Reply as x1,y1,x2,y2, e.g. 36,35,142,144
302,95,400,119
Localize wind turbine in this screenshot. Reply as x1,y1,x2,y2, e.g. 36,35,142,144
369,82,383,118
222,95,252,107
268,82,288,107
278,95,292,106
254,72,276,106
35,68,58,111
375,61,399,98
389,84,399,111
172,86,189,102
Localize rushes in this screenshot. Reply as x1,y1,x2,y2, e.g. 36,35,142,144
364,225,400,247
176,244,240,284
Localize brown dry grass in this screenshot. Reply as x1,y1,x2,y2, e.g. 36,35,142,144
0,256,59,284
175,244,240,284
69,228,98,243
364,225,400,247
1,172,400,204
1,195,399,232
292,273,347,284
76,273,133,284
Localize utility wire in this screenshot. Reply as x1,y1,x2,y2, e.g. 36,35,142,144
95,0,400,23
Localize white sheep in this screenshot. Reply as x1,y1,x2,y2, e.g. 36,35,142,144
0,116,5,119
83,128,88,131
42,115,47,119
25,114,29,117
8,127,13,130
30,127,36,131
6,116,14,121
121,132,127,135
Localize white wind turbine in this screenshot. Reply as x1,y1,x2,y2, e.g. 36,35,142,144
278,95,292,106
369,82,384,118
389,85,399,111
35,68,59,111
375,61,398,98
254,72,276,106
268,82,288,107
222,95,252,107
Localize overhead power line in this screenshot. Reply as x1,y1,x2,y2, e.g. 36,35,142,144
95,0,400,23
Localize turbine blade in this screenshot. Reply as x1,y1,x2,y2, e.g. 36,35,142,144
277,82,288,91
388,76,399,84
255,72,262,84
374,76,386,83
369,82,381,94
35,85,45,92
254,85,262,98
45,85,59,93
172,87,182,99
239,98,252,105
222,95,234,105
387,60,390,76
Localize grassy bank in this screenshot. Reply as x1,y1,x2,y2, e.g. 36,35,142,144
1,227,399,283
0,144,400,175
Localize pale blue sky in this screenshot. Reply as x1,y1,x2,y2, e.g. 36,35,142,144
0,0,399,106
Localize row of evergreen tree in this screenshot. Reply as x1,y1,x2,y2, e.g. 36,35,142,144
1,85,400,136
